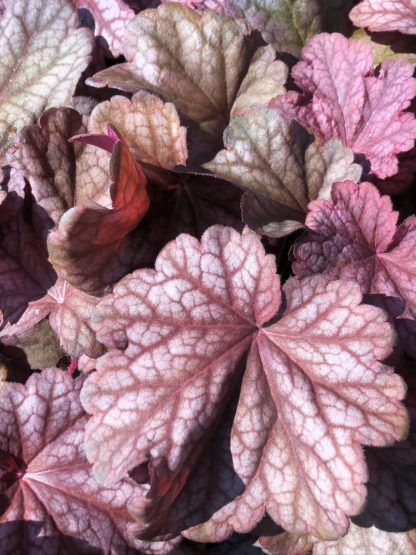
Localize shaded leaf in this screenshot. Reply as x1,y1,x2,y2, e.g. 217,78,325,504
205,109,361,237
350,0,416,35
81,226,406,542
271,32,416,178
351,29,416,65
0,0,93,151
161,0,226,13
225,0,322,56
89,91,188,169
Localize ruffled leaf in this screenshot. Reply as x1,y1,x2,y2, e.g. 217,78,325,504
0,0,93,151
350,0,416,35
88,91,188,169
0,368,163,554
205,109,361,237
271,32,416,178
293,181,416,323
81,226,406,542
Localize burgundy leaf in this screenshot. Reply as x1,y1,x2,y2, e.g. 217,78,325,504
81,226,406,542
0,368,180,555
293,181,416,322
270,32,416,178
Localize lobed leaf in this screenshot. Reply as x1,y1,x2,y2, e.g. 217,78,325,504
0,368,177,554
271,32,416,178
81,226,406,542
0,0,93,151
350,0,416,35
293,181,416,322
205,109,361,237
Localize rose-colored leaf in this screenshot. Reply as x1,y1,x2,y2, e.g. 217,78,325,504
0,368,178,554
87,4,287,149
350,29,416,66
205,109,361,237
1,279,104,359
271,33,416,178
0,0,93,151
81,226,406,541
88,91,188,169
7,108,83,226
293,181,416,322
48,126,150,294
74,0,135,56
350,0,416,35
225,0,322,56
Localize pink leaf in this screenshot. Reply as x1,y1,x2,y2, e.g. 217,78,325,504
81,226,406,541
350,0,416,35
0,368,173,554
270,33,416,178
74,0,136,56
293,181,416,323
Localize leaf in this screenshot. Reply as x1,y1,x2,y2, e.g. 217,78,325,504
0,0,93,151
293,181,416,322
205,109,361,237
270,32,416,178
81,226,406,541
160,0,226,13
7,107,83,226
0,189,56,325
88,91,188,169
0,368,176,554
351,29,416,65
350,0,416,35
47,125,150,294
87,4,287,149
224,0,322,56
74,0,135,56
0,279,104,359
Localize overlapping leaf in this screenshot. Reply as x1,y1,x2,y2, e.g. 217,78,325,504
74,0,135,56
0,0,93,151
0,368,181,554
293,181,416,325
205,109,361,237
81,226,406,542
48,125,150,293
350,0,416,35
87,4,287,151
271,32,416,178
225,0,322,56
88,91,188,169
161,0,225,13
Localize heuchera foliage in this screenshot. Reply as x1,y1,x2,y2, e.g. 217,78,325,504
0,1,416,554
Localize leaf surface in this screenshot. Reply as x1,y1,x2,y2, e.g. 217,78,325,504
271,32,416,178
81,226,406,541
205,109,361,237
350,0,416,35
293,181,416,322
225,0,322,56
0,368,159,554
0,0,92,150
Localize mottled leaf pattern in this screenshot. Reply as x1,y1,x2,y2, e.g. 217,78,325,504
0,0,93,150
271,32,416,178
81,226,406,541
